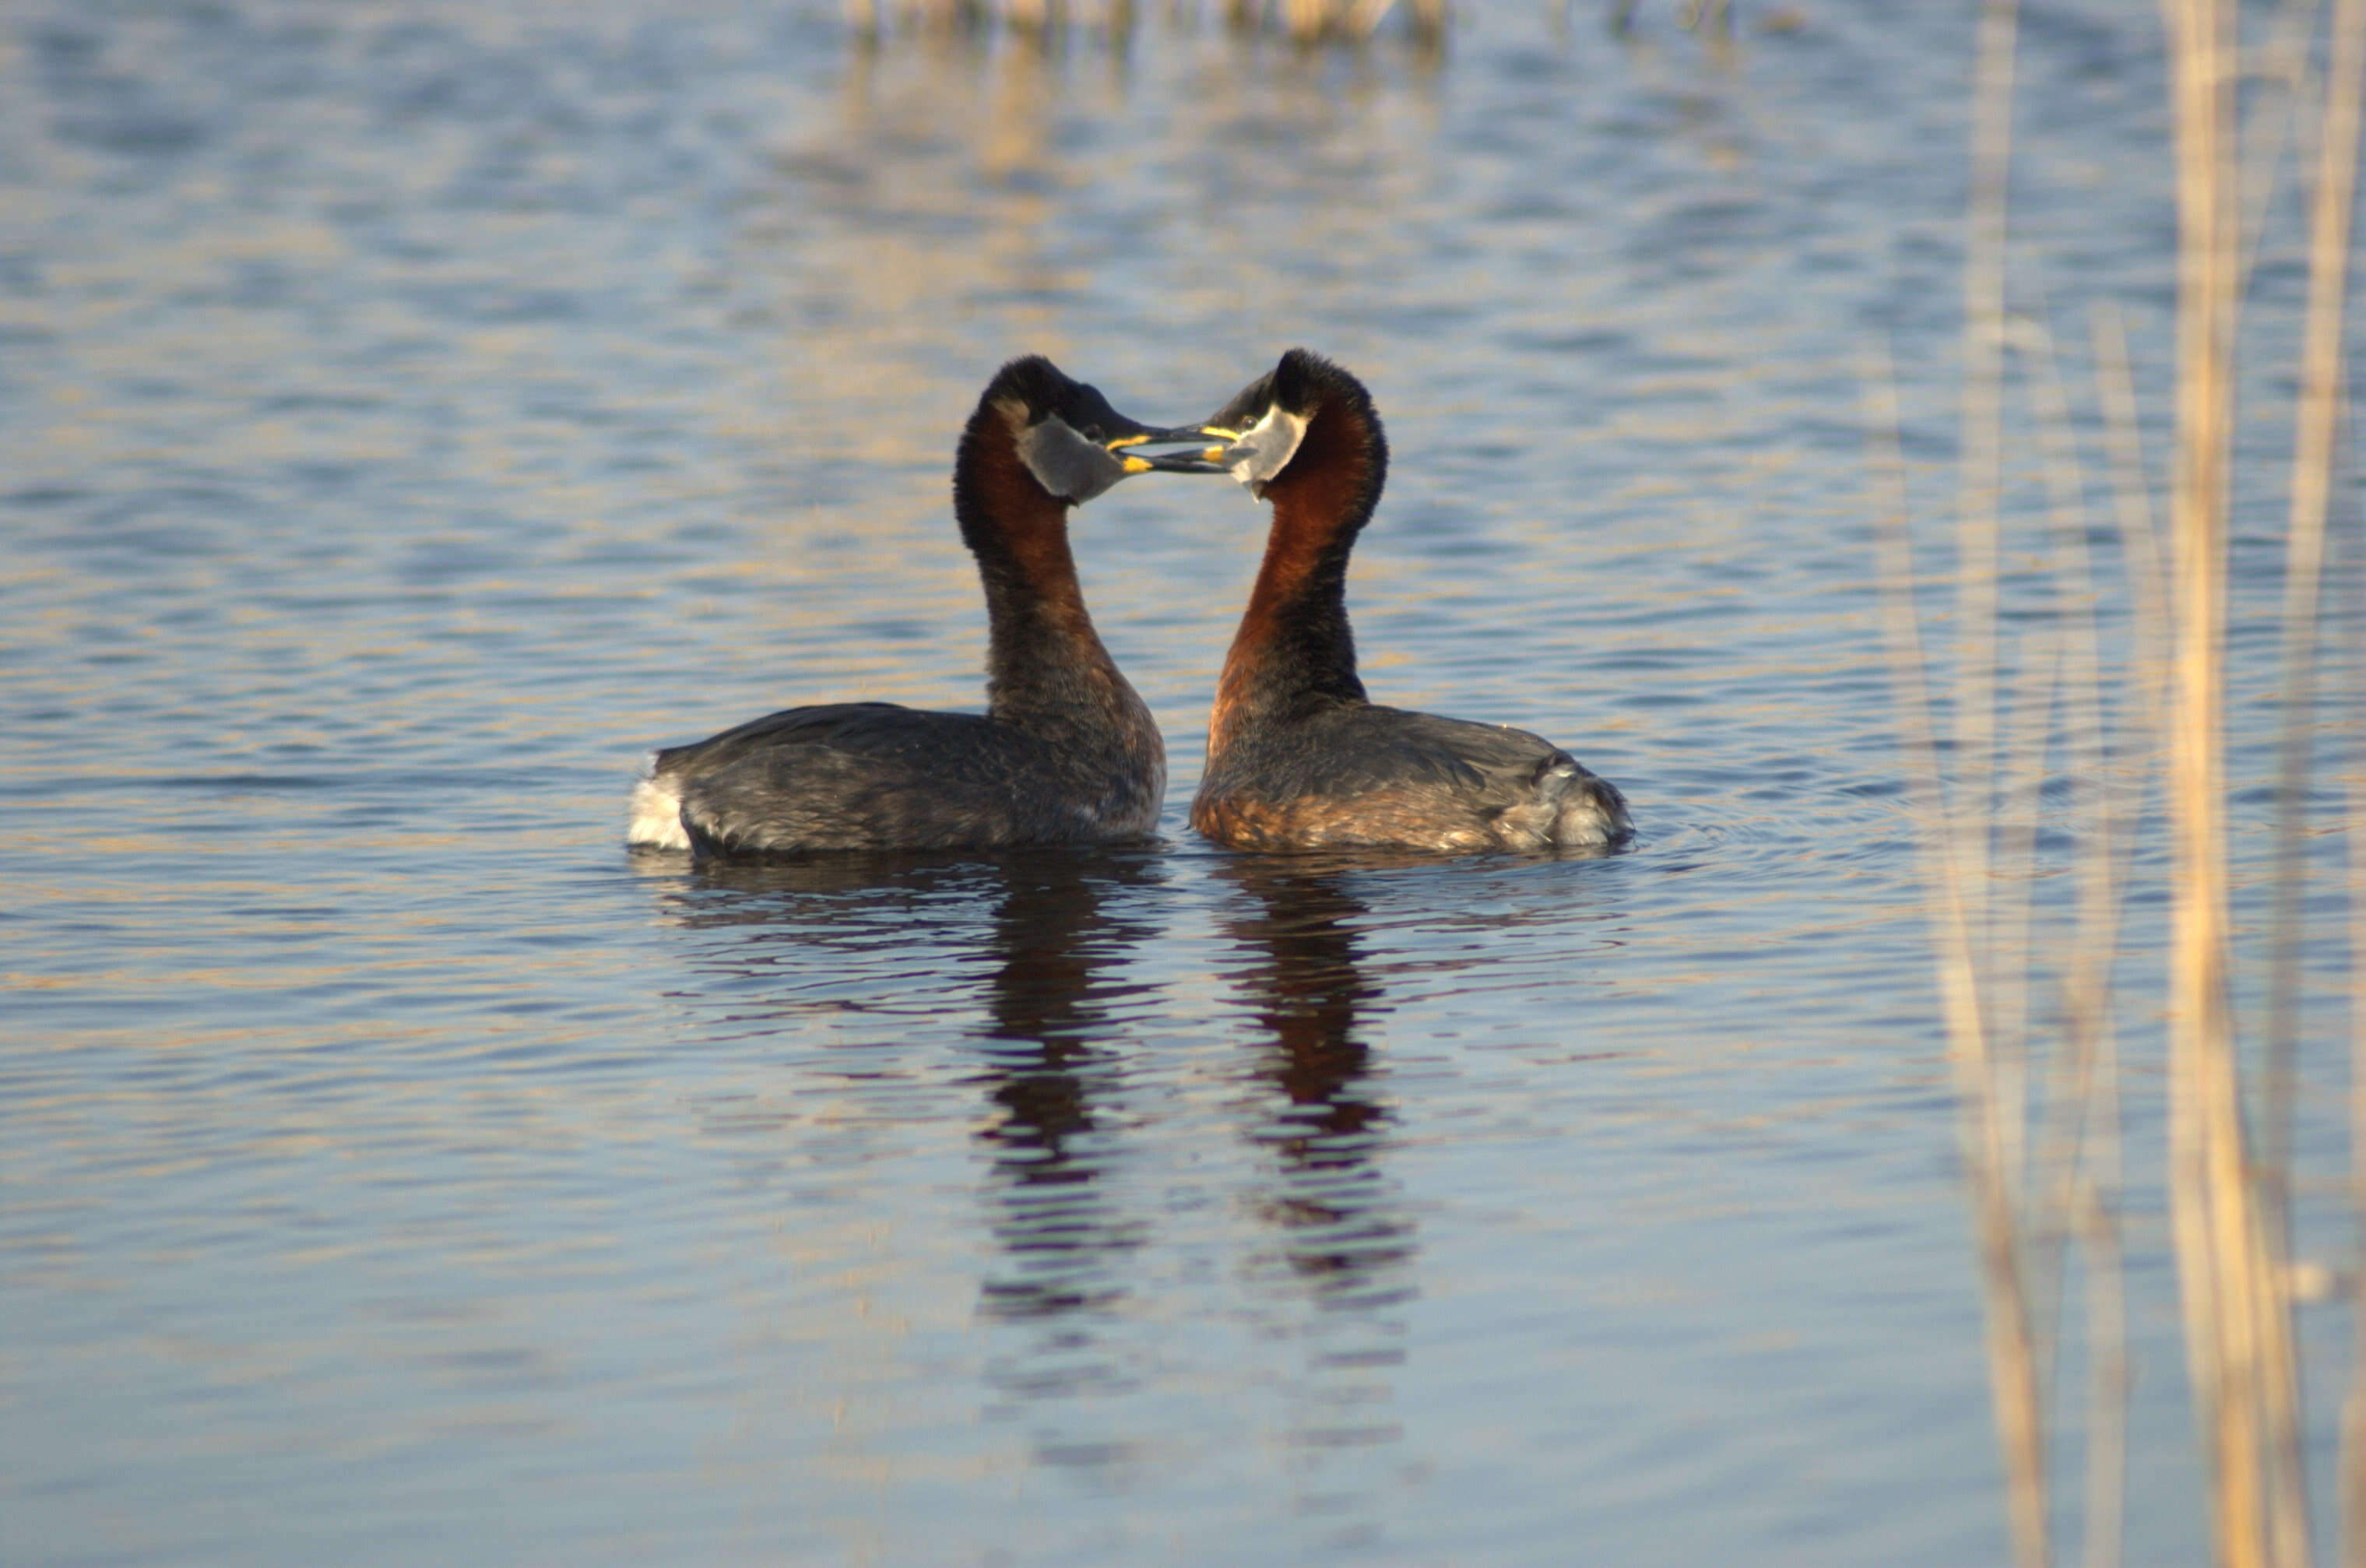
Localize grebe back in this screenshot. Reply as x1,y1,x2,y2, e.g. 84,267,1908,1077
630,357,1213,857
1188,349,1630,855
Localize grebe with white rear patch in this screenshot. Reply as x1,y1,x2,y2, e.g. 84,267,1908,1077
628,357,1215,857
1188,349,1630,855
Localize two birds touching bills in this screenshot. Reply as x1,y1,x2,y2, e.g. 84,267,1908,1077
628,349,1630,860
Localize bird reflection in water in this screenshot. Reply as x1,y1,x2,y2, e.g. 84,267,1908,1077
642,846,1417,1465
646,847,1161,1335
965,850,1160,1327
1218,857,1415,1317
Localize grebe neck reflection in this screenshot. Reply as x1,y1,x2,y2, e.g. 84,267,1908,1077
1218,861,1414,1303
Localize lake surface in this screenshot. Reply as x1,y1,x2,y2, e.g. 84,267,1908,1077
5,1,2360,1563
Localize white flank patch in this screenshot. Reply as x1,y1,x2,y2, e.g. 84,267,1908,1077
627,769,691,851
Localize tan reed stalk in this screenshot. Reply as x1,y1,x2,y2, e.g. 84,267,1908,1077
1953,0,2022,1010
2266,0,2364,1189
2071,1014,2130,1568
1676,0,1729,35
2160,0,2250,1550
1348,0,1440,40
2265,13,2366,1563
2009,314,2098,1228
2269,0,2366,1132
2235,0,2324,291
2001,309,2150,1568
1883,0,2354,1557
1983,375,2072,1180
2015,313,2134,1568
1868,7,2055,1557
2079,1168,2129,1568
1995,317,2097,1133
2160,0,2317,1562
2351,689,2366,1562
1865,347,2051,1568
2160,12,2238,1552
1992,609,2067,1194
2282,0,2366,1552
2087,302,2176,751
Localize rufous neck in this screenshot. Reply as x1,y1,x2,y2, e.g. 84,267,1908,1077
952,410,1132,726
1209,398,1382,750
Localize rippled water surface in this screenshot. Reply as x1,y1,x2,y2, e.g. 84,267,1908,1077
5,2,2360,1563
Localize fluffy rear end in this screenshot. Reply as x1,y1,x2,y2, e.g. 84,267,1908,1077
1535,756,1630,848
627,762,691,851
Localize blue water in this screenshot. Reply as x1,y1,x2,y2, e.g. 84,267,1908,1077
4,2,2359,1563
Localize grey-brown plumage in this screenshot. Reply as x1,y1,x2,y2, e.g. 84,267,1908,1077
651,700,1164,856
628,357,1205,858
1190,350,1630,854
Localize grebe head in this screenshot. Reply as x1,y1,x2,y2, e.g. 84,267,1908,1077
1194,348,1381,500
979,355,1219,505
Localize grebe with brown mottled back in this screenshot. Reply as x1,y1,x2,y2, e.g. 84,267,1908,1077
1189,349,1631,855
628,357,1217,857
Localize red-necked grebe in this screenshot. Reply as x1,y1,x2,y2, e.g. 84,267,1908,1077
1189,349,1630,854
629,356,1214,856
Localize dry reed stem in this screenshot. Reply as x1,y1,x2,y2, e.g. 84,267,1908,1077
1952,0,2022,1000
1865,348,2051,1568
2013,314,2134,1568
1883,0,2348,1557
2008,315,2099,1229
2087,304,2176,751
1992,610,2065,1194
2271,0,2366,1118
2287,0,2366,1553
2160,9,2238,1547
1886,4,2055,1556
2079,1176,2129,1568
2351,673,2366,1563
1998,320,2104,1139
2235,0,2321,293
2160,0,2315,1563
2160,0,2250,1545
2002,310,2142,1568
1675,0,1729,34
2265,0,2363,1197
2264,5,2366,1559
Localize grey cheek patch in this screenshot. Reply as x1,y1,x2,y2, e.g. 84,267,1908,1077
1017,417,1128,504
1224,405,1310,490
